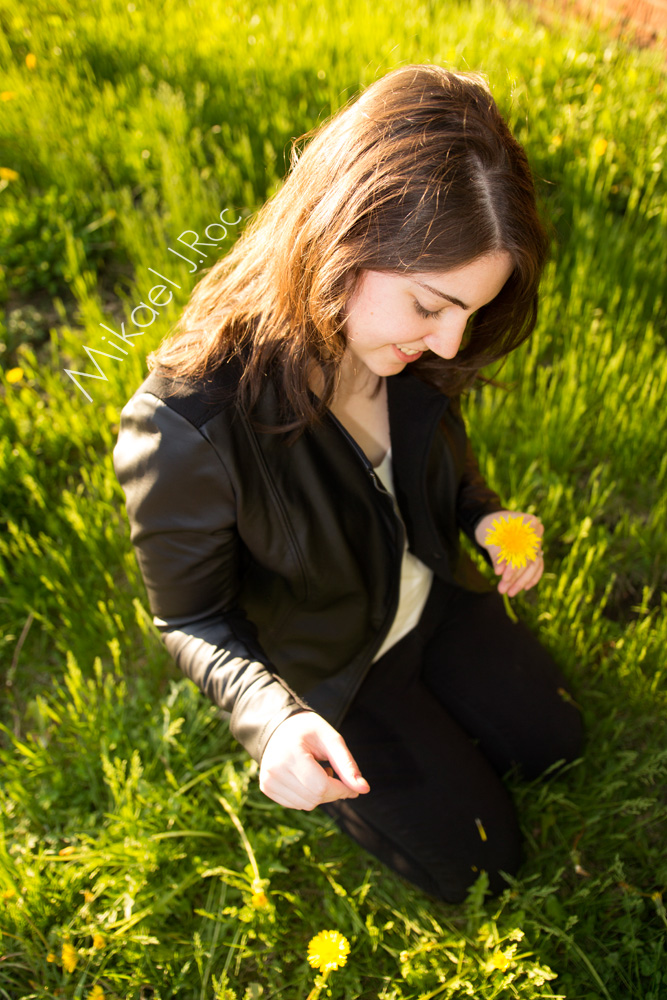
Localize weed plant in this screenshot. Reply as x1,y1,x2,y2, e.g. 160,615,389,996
1,0,666,997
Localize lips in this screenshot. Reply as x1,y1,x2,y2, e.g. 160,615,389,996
393,344,424,362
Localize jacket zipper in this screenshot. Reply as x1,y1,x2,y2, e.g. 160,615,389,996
324,410,407,708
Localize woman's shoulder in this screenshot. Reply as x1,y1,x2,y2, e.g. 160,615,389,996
123,354,246,431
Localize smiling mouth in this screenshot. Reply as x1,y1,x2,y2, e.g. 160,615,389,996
394,344,424,360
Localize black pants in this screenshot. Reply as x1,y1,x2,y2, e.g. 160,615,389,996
320,575,584,903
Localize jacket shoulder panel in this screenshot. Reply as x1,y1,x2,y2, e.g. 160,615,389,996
134,358,243,430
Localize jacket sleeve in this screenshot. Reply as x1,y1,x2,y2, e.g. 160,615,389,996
112,390,310,763
449,396,504,564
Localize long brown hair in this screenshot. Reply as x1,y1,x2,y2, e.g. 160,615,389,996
148,64,549,432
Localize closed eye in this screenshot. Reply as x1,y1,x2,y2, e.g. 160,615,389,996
413,300,444,319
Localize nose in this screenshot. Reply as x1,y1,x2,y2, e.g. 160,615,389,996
423,314,469,360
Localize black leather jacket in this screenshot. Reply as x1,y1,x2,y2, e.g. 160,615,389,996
113,359,503,763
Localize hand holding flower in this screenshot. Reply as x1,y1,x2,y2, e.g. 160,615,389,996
474,510,545,598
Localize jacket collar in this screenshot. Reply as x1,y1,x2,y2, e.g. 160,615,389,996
387,369,450,483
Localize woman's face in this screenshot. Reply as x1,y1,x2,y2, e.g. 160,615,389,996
341,253,514,377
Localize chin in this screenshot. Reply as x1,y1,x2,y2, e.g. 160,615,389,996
376,355,408,374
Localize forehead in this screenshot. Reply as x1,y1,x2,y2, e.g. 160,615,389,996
353,253,514,300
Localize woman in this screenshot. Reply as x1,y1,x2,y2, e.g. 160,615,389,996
113,64,584,903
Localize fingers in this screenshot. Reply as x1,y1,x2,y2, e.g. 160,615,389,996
261,754,357,811
259,711,370,812
498,551,544,596
480,510,545,597
321,730,371,794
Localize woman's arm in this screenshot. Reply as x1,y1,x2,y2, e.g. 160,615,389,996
114,388,369,806
447,395,504,557
447,397,545,595
112,389,310,763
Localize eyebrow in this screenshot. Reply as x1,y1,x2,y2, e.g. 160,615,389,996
413,279,469,311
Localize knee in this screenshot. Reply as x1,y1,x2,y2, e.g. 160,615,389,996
524,698,585,781
435,839,523,904
433,802,524,904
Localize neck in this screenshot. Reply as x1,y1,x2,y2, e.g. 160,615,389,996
308,352,383,402
336,351,382,400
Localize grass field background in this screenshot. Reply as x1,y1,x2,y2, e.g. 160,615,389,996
1,0,666,997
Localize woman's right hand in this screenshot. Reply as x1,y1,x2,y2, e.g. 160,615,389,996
259,711,371,811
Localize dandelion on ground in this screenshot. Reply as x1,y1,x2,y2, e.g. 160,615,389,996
489,950,512,972
26,53,37,69
61,942,78,973
0,169,19,183
307,930,350,972
46,953,56,963
92,933,105,949
1,92,17,100
87,986,105,1000
306,930,350,1000
593,138,608,156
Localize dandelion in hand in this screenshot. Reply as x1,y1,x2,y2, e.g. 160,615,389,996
306,930,350,1000
484,515,541,570
484,514,542,623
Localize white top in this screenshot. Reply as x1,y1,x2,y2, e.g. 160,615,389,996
371,448,434,662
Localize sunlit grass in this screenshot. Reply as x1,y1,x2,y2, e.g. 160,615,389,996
1,0,666,997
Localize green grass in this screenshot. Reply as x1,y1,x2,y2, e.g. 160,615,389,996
1,0,666,997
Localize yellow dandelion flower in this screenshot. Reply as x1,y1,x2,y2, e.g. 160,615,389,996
491,950,511,971
87,986,105,1000
593,83,602,95
2,886,16,900
0,168,19,182
46,952,56,963
484,515,541,570
26,53,37,69
92,932,106,949
83,890,94,904
307,930,350,972
61,942,78,973
593,138,608,157
1,91,17,101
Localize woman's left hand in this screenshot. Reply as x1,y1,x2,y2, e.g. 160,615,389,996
474,510,545,597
